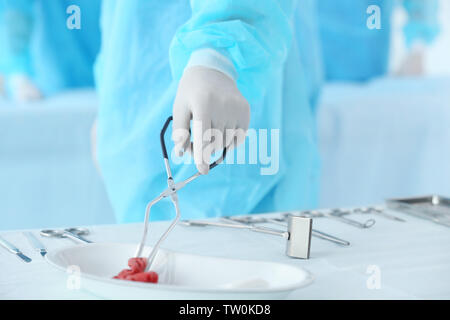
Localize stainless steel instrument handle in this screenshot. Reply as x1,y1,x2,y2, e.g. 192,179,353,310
182,220,251,229
63,231,92,244
224,216,350,246
23,232,47,256
182,220,287,238
0,235,19,254
249,225,289,238
0,235,32,263
311,229,350,246
327,213,376,228
220,218,289,238
353,207,406,222
269,218,349,246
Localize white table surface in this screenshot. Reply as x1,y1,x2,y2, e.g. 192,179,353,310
1,207,449,300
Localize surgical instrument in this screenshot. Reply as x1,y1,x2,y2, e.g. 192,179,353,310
0,235,32,263
352,207,405,222
223,216,350,246
181,215,313,259
291,210,376,229
40,227,92,244
23,232,47,257
135,116,228,271
387,195,450,228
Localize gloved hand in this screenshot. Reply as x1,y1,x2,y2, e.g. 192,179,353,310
172,65,250,175
9,74,42,102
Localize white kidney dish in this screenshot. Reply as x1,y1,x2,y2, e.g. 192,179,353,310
45,242,313,299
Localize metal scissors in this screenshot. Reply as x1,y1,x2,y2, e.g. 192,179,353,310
135,116,227,271
40,227,92,244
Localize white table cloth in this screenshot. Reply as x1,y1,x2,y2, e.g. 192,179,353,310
1,206,449,299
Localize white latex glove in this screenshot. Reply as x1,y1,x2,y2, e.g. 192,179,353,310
172,65,250,175
9,74,42,102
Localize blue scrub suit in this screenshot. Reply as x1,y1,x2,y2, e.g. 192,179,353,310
95,0,321,223
0,0,101,96
318,0,440,82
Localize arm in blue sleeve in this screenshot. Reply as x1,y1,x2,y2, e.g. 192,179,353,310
169,0,296,97
0,0,34,75
402,0,440,48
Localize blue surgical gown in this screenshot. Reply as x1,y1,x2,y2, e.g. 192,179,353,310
95,0,321,223
294,0,324,112
318,0,440,82
0,0,101,96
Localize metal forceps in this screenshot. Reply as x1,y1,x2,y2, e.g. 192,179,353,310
135,116,227,271
352,207,406,222
287,210,376,229
222,216,350,246
326,209,376,228
40,227,92,244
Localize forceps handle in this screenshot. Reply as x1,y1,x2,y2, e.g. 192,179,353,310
328,213,376,229
160,116,227,171
372,210,406,222
63,231,92,244
183,220,288,238
268,219,349,246
220,218,287,238
311,229,350,246
226,217,350,246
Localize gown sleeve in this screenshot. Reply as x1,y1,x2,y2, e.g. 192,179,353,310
169,0,296,98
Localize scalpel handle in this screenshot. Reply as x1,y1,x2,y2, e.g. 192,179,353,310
0,235,19,254
0,235,32,263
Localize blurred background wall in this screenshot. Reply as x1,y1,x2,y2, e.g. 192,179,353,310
0,0,449,230
0,91,116,230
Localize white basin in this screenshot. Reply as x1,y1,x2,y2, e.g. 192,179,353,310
46,242,314,299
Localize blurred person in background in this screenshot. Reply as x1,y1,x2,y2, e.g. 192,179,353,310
0,0,101,102
318,0,440,82
0,0,39,101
